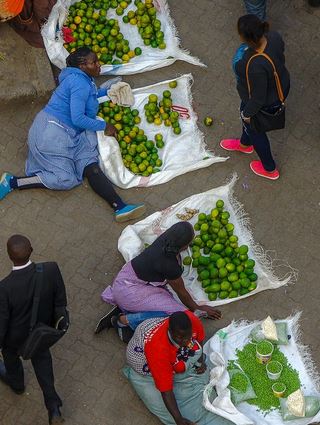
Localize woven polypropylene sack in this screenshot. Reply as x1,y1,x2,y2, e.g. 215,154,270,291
41,0,205,74
98,75,226,189
118,176,295,306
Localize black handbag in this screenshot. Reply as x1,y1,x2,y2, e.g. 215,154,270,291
246,52,286,133
19,264,69,360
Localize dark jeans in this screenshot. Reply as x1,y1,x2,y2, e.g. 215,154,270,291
244,0,267,20
126,311,168,330
2,346,62,411
240,104,280,171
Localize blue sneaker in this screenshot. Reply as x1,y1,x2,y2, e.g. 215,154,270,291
0,173,13,200
115,203,146,223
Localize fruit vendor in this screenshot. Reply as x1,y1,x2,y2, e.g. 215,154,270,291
99,222,222,342
124,311,233,425
220,14,290,180
0,47,145,223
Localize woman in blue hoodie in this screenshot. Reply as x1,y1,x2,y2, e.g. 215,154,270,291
0,47,145,223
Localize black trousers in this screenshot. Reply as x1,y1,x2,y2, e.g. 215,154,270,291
83,162,123,209
2,346,62,411
15,163,123,210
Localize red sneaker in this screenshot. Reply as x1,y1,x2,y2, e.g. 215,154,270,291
250,160,280,180
220,139,254,154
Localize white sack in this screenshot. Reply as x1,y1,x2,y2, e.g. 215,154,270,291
203,313,320,425
118,175,296,306
41,0,205,74
98,74,226,188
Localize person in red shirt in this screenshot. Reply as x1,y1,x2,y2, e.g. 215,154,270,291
125,311,232,425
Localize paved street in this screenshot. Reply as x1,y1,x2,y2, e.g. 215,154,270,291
0,0,319,424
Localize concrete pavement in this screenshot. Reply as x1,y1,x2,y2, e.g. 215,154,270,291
0,0,320,424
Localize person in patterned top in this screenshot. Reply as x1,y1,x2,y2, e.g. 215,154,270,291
125,311,232,425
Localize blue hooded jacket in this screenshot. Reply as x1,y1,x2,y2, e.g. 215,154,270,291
44,67,107,132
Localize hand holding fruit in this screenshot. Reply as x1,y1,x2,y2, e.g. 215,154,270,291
198,305,222,320
104,123,117,137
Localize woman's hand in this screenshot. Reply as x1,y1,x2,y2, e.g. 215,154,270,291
104,124,117,137
199,305,222,320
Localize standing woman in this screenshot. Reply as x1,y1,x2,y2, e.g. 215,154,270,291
221,15,290,180
99,222,221,340
0,47,145,223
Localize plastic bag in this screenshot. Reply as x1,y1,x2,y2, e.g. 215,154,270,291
99,76,122,91
280,396,320,421
228,368,256,405
250,322,289,345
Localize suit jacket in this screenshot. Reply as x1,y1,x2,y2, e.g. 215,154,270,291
0,262,67,349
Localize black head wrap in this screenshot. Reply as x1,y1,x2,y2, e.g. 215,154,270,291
161,222,194,255
66,47,92,68
131,222,194,282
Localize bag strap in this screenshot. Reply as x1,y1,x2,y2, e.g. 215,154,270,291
29,263,44,331
245,52,285,103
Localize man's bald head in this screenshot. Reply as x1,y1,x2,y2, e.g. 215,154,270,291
7,235,33,265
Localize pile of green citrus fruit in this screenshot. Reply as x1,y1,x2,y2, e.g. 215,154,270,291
64,0,140,64
144,88,182,134
182,200,258,301
98,100,164,175
122,0,166,49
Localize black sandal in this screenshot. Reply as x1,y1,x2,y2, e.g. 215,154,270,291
94,305,122,334
111,315,134,343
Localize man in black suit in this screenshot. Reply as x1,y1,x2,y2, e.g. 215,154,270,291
0,235,68,424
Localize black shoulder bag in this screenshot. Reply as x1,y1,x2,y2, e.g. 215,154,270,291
246,52,286,133
19,264,69,360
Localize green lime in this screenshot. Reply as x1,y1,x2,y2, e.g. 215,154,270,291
192,259,199,268
219,268,228,278
204,116,213,126
240,278,251,288
248,282,257,291
238,245,249,255
221,281,230,291
219,291,229,299
244,259,255,269
202,279,211,288
232,280,241,290
228,290,238,298
212,244,224,253
208,292,217,301
199,270,210,281
183,256,192,266
249,273,258,282
209,267,219,278
216,258,226,269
